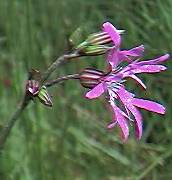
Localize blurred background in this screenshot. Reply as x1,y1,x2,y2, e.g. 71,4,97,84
0,0,172,179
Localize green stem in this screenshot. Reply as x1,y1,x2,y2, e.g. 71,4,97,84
0,52,80,149
45,74,79,87
41,52,80,83
0,95,30,149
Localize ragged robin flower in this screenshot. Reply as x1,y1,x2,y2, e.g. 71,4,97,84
80,54,170,141
102,22,144,69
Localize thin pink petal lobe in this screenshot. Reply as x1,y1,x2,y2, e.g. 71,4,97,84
85,82,105,99
121,45,144,57
116,87,143,139
132,98,166,114
111,104,129,141
137,54,170,66
102,22,121,47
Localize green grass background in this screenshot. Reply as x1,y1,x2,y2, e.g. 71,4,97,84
0,0,172,179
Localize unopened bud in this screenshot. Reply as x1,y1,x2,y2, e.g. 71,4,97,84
76,32,110,49
26,80,39,96
86,32,111,45
76,30,125,50
86,30,125,45
79,68,105,89
79,45,112,56
37,86,53,107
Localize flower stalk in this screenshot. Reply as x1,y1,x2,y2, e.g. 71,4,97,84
0,52,80,149
0,21,170,148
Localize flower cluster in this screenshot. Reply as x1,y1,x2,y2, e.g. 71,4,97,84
79,22,170,141
25,22,169,141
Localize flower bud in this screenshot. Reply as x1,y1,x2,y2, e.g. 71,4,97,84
78,45,112,56
26,80,39,96
86,32,112,45
37,86,53,107
79,68,105,89
77,30,125,49
76,30,124,51
76,32,110,50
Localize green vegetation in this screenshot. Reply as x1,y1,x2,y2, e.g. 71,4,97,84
0,0,172,179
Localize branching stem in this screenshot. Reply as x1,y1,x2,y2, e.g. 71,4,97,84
0,52,80,149
45,74,79,87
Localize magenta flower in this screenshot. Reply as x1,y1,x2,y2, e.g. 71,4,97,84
85,54,170,141
102,22,144,68
108,86,165,140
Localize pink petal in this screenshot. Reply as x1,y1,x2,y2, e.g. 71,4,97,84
28,87,34,94
137,54,170,66
121,45,144,57
102,22,121,47
106,48,119,68
116,87,143,139
128,74,147,89
132,98,166,114
85,82,105,99
111,104,129,141
115,45,144,66
107,121,117,129
107,49,130,68
116,86,133,100
131,106,143,140
118,53,131,63
130,65,166,74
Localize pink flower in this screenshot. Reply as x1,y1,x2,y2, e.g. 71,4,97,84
108,86,165,140
85,54,170,141
111,54,169,89
102,22,144,68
